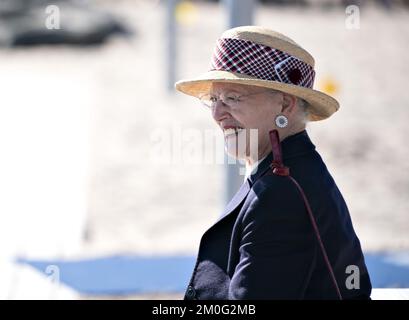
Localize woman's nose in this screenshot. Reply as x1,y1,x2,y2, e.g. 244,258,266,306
211,100,228,122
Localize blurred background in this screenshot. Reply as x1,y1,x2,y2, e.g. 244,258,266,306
0,0,409,299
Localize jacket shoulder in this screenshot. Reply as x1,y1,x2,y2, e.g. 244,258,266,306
251,171,305,203
241,172,309,225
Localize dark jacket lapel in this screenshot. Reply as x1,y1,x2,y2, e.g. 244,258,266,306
216,178,251,224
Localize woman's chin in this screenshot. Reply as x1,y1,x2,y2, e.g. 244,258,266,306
224,131,247,157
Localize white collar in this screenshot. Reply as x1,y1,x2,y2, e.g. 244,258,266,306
244,154,268,181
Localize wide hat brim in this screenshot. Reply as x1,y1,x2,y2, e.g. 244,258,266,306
175,70,339,122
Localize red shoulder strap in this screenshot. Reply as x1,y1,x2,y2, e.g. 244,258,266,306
268,129,343,300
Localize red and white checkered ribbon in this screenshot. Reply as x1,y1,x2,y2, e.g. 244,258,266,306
210,38,315,89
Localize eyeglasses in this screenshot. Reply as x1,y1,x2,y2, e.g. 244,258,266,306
199,89,273,109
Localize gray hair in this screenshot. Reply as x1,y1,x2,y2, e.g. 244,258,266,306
297,97,310,122
268,89,310,122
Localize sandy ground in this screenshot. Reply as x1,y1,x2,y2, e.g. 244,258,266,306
1,1,409,299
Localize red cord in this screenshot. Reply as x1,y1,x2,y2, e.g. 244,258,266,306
268,129,343,300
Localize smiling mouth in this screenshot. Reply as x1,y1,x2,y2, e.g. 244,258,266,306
223,127,244,137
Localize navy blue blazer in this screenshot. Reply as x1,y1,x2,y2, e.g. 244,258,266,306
184,130,372,300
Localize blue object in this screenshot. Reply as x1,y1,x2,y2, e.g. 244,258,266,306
365,252,409,288
17,255,196,296
17,251,409,296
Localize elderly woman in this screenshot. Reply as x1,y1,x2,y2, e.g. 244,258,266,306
175,26,371,300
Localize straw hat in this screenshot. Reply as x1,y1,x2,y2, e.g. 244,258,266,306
175,26,339,121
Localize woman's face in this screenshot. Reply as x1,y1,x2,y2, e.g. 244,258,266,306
209,82,286,164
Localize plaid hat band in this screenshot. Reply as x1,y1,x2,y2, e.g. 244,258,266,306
210,38,315,89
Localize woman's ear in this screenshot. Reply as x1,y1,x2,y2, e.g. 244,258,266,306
281,93,297,115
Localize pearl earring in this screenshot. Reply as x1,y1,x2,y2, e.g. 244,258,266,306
275,115,288,128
